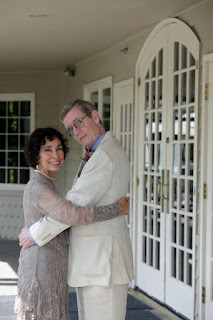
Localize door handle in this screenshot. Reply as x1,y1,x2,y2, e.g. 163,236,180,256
163,184,169,200
164,170,170,213
158,170,169,213
160,170,165,212
157,183,163,199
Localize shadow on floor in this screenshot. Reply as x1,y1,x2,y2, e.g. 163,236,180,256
0,239,20,274
0,239,161,320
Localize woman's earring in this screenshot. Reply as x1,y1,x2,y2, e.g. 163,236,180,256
36,165,38,169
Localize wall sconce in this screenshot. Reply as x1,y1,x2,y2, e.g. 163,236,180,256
120,46,128,55
64,65,76,77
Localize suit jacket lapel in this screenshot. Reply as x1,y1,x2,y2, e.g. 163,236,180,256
77,160,85,177
77,131,113,178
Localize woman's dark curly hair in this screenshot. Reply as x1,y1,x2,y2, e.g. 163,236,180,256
24,127,69,169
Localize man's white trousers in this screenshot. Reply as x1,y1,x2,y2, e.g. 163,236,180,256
76,284,128,320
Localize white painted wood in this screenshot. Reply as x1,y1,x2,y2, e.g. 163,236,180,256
202,54,213,320
113,78,134,235
135,23,168,303
165,21,199,320
0,93,35,190
84,76,113,130
135,18,199,319
113,78,135,288
0,93,35,240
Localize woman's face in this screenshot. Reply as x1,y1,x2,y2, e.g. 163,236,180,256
38,137,64,174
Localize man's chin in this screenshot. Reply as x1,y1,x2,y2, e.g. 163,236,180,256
79,139,89,148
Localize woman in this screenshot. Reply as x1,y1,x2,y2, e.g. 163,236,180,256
14,127,129,320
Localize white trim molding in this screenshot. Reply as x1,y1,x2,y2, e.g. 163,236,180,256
0,93,35,192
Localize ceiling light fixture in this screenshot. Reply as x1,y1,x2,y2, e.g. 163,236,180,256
64,65,76,77
120,47,128,55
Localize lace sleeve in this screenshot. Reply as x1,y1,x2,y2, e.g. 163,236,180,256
93,202,122,222
37,188,122,226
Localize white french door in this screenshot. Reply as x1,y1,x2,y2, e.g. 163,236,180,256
84,76,112,131
136,19,199,319
113,78,134,240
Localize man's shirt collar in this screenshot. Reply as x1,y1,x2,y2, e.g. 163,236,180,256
91,132,107,151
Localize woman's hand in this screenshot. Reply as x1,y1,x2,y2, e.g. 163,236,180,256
118,197,130,216
19,226,35,248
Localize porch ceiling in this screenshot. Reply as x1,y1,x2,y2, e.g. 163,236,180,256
0,0,202,72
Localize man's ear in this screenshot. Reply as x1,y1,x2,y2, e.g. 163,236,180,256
91,110,100,124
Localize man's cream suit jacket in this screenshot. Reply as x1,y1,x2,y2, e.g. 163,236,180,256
31,131,135,287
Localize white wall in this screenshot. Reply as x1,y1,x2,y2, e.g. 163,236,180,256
0,71,69,239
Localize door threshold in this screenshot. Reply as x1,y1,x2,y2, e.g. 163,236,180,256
128,288,189,320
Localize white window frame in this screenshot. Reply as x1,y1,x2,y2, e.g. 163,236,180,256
83,76,113,130
0,93,35,191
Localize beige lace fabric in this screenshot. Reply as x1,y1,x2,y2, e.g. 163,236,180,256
14,173,122,320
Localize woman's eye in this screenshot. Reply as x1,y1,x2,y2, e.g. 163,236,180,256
44,148,51,152
57,147,63,151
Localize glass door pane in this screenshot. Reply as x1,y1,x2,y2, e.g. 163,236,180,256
142,48,164,272
169,42,196,288
90,91,98,110
102,88,111,131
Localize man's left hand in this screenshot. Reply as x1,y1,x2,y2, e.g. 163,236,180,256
19,226,35,248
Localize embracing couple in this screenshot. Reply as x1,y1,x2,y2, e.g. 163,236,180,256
15,99,134,320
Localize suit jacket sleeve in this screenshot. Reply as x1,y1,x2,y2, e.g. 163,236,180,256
30,151,114,246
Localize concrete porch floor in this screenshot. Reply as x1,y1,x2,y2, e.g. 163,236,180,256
0,239,184,320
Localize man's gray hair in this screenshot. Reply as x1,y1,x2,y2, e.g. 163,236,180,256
59,99,96,122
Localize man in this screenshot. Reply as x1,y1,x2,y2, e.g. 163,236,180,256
20,99,134,320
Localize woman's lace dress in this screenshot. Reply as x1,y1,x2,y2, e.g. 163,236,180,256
14,173,122,320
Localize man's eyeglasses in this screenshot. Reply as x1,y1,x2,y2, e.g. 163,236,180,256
65,115,88,136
